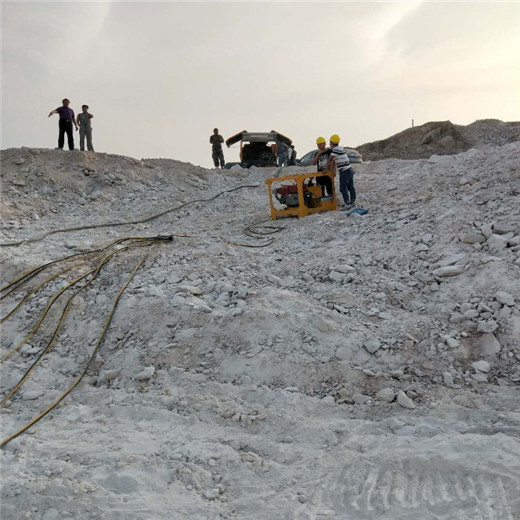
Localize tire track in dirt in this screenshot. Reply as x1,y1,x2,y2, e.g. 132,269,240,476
293,450,520,520
327,460,519,519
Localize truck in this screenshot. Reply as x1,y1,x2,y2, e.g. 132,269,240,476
225,130,293,169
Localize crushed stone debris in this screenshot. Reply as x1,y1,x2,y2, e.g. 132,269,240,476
1,134,520,519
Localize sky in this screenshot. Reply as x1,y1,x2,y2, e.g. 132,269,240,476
2,1,519,168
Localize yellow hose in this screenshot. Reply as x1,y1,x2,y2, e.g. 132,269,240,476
0,246,153,448
1,257,100,324
0,238,158,362
0,236,151,297
0,242,154,407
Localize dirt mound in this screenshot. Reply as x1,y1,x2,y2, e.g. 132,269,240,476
357,119,520,161
457,118,520,147
0,147,216,233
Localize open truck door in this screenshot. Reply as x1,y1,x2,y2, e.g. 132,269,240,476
225,130,247,148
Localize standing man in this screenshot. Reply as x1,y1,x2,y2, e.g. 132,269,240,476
76,105,95,152
311,136,333,196
326,134,356,208
48,98,78,150
210,128,225,168
275,135,290,167
288,145,297,166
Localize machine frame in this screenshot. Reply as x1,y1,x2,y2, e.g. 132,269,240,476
266,171,337,220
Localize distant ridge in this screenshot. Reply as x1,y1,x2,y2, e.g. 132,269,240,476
357,119,520,161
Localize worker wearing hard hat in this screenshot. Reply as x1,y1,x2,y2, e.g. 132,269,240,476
326,134,356,208
311,136,333,196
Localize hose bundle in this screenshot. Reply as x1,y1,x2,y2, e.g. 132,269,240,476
0,235,172,448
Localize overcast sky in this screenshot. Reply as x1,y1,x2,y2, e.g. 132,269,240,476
2,1,519,167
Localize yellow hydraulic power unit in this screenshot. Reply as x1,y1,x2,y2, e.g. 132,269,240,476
266,171,337,219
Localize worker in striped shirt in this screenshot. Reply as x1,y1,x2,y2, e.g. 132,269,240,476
326,134,356,209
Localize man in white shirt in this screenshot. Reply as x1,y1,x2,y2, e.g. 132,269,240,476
326,134,356,208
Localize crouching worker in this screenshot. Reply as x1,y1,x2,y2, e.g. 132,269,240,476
326,134,355,209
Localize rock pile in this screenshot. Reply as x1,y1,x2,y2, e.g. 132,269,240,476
1,141,519,519
357,118,520,161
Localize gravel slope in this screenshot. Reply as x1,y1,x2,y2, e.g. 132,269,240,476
1,144,520,520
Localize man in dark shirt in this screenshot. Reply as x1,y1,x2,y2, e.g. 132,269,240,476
311,136,333,197
48,99,78,150
209,128,225,168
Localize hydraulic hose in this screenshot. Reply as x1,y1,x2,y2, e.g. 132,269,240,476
0,245,154,449
0,241,156,406
0,236,150,296
1,257,101,324
0,237,166,362
0,183,260,247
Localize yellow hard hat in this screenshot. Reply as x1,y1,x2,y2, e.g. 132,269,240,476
330,134,340,144
316,136,326,145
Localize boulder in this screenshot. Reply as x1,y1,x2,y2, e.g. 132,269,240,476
472,360,491,373
493,223,515,235
495,291,515,307
364,338,381,354
397,391,417,410
461,232,485,244
135,366,155,381
375,388,395,403
475,333,502,356
487,234,508,253
432,265,465,277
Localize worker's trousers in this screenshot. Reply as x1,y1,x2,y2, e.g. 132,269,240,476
58,120,74,150
278,153,288,167
339,167,356,205
317,173,333,197
79,125,94,152
212,149,225,168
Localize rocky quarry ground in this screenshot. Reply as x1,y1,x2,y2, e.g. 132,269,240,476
1,131,519,519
